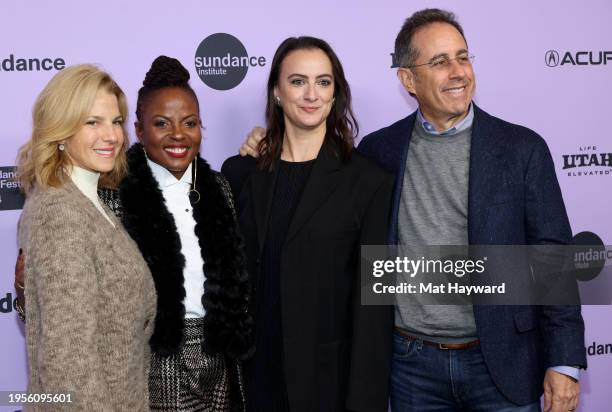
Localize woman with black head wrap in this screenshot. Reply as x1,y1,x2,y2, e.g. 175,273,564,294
118,55,253,411
15,56,253,411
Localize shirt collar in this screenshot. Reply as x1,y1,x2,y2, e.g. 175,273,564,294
147,158,192,188
417,103,474,136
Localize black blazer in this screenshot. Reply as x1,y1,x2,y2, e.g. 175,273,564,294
222,143,394,412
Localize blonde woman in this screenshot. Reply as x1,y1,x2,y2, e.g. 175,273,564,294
17,65,156,411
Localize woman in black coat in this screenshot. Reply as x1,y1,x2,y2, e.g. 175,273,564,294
222,36,393,412
108,57,253,411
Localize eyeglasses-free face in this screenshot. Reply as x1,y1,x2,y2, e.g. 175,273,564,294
135,87,202,180
397,22,476,132
274,48,335,136
64,89,124,174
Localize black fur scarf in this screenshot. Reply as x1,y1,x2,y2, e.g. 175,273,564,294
119,143,253,359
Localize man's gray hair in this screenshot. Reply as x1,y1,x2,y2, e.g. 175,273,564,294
395,8,467,68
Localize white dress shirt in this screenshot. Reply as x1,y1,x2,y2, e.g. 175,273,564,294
70,166,114,227
148,159,206,318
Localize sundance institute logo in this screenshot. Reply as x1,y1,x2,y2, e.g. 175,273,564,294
194,33,266,90
572,231,609,282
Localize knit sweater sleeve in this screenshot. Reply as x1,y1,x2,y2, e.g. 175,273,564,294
26,198,112,411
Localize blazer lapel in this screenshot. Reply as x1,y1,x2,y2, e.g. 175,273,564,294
467,104,505,244
284,142,343,246
250,166,278,254
389,113,417,245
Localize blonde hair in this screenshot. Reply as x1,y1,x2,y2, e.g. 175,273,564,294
17,64,129,192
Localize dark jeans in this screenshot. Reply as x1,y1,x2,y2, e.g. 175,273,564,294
390,332,540,411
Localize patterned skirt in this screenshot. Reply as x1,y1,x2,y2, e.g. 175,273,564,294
149,318,245,412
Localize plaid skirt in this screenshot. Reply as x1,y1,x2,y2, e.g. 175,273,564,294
149,318,245,412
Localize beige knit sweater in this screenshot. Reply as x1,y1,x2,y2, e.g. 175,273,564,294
18,181,157,411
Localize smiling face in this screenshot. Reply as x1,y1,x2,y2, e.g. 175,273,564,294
135,87,202,179
274,48,335,135
398,22,475,131
64,89,124,173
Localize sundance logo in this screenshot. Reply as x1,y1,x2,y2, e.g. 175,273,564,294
0,166,24,210
545,50,612,67
194,33,266,90
0,292,18,314
587,341,612,356
1,54,66,72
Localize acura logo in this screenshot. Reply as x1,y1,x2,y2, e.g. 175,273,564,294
545,49,612,67
545,50,560,67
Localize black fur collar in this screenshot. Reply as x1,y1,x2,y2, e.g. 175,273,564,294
120,143,253,359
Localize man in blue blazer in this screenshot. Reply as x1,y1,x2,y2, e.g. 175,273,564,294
357,8,586,412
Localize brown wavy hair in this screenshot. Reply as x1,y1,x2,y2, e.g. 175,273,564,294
17,64,129,192
258,36,358,170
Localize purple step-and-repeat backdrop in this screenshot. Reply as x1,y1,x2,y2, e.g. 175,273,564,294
2,0,610,410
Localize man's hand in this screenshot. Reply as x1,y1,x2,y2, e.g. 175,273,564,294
239,126,266,158
543,369,580,412
14,249,25,304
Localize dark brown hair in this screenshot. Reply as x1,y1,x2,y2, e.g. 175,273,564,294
395,8,466,68
258,36,357,170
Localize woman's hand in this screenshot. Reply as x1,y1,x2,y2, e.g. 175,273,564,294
239,127,266,158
